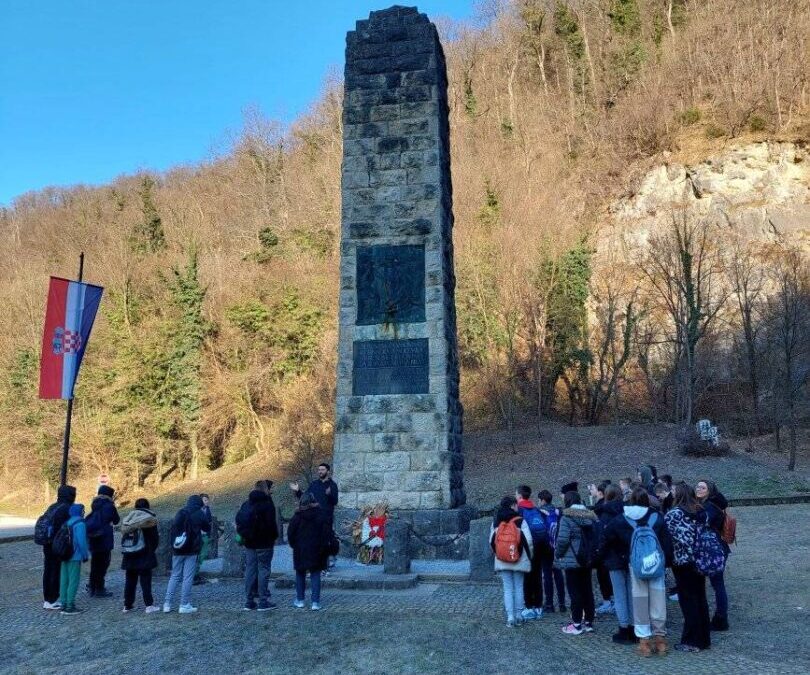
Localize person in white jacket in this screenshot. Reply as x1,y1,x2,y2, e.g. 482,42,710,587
490,495,535,627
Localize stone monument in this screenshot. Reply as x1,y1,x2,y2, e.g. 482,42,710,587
332,6,472,558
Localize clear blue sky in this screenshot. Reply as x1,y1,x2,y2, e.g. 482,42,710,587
0,1,475,205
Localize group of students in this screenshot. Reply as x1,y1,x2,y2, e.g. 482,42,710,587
35,463,340,616
489,465,734,656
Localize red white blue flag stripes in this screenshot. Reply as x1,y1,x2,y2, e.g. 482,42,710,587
39,277,103,400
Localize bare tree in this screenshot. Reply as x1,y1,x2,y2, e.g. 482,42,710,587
641,211,728,424
728,233,767,432
763,244,810,471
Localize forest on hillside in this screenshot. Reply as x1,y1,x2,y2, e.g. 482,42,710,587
1,0,808,497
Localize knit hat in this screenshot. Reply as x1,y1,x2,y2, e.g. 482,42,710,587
561,481,578,494
98,485,115,498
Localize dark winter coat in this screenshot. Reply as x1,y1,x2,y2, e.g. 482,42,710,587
171,495,211,556
241,490,279,550
87,490,121,553
120,509,159,571
298,479,339,521
702,491,728,532
43,485,76,552
287,504,331,573
554,505,598,569
601,505,673,572
593,498,624,525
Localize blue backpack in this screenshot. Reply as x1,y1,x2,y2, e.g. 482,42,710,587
519,506,548,544
542,507,561,548
625,512,665,579
694,522,726,576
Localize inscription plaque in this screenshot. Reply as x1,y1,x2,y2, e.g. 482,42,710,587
353,338,429,395
356,245,425,325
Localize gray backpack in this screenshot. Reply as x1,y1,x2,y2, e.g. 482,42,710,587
121,527,146,554
626,512,665,579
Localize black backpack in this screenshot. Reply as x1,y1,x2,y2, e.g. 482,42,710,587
51,522,75,561
574,521,600,568
34,504,60,546
235,502,258,543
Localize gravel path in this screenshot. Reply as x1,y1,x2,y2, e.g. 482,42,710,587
1,504,808,674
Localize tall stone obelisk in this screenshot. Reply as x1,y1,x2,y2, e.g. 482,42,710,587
333,6,471,557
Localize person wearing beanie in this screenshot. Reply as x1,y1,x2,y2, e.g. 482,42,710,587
38,484,76,610
561,481,578,497
85,484,120,597
121,498,160,613
59,503,90,615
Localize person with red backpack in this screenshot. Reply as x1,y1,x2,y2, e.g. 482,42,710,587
516,485,546,620
554,488,598,635
489,495,534,627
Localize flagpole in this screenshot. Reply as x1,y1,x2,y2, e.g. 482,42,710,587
59,252,84,487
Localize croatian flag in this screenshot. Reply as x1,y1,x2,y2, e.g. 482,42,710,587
39,277,104,400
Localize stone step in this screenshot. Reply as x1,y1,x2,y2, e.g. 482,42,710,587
273,572,418,590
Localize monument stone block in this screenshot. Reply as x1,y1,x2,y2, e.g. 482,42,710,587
333,6,470,559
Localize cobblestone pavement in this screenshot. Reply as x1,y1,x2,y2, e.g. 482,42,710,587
1,505,808,674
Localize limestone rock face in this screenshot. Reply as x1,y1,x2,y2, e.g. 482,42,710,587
603,142,810,254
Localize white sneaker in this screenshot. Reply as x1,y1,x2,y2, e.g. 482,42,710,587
178,604,198,614
145,606,160,614
293,600,305,609
520,608,537,621
595,600,615,615
162,603,172,613
311,602,321,611
43,601,61,610
506,616,516,628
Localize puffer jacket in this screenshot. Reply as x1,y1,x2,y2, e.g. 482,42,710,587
554,505,598,569
171,495,211,556
489,506,534,573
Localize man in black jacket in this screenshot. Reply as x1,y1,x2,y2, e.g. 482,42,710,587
40,485,76,609
290,463,338,523
239,483,279,611
86,485,121,597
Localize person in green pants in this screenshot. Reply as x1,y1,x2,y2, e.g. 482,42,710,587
59,503,89,615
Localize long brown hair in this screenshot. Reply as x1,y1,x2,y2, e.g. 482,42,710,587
672,482,702,514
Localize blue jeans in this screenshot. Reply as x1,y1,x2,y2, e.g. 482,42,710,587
295,570,321,603
498,570,526,620
709,571,728,618
609,569,634,628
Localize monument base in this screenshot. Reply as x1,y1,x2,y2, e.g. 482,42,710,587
335,505,478,561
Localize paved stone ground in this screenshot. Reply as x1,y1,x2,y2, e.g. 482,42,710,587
1,504,808,674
